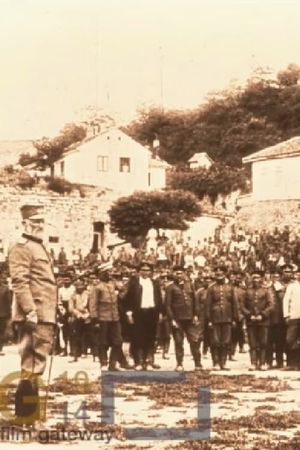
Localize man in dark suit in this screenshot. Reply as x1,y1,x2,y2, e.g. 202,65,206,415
125,262,163,370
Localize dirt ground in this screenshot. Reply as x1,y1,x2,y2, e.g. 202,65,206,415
0,343,300,449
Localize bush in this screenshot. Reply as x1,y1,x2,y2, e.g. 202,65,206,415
46,177,74,194
17,175,36,189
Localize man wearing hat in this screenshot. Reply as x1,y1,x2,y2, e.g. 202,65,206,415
124,261,163,370
68,279,90,362
57,275,74,356
206,265,238,370
242,270,274,370
8,204,57,425
266,265,292,369
166,266,203,371
88,262,123,370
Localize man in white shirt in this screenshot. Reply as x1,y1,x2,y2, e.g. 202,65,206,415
125,262,163,370
283,270,300,369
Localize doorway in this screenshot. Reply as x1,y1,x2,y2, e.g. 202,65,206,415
92,221,105,253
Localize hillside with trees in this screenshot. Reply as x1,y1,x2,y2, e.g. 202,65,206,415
125,64,300,167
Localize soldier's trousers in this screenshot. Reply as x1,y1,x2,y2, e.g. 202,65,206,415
172,320,202,366
210,323,232,367
247,325,268,366
16,322,55,376
266,323,286,367
210,323,232,348
231,321,245,355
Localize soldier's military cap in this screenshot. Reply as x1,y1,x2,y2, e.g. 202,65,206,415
20,204,44,220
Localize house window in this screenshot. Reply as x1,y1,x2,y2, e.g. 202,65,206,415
120,157,130,173
60,161,65,177
97,155,108,171
49,236,59,243
148,172,151,186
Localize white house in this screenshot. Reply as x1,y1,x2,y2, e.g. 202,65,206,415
52,128,168,195
187,152,213,170
242,136,300,200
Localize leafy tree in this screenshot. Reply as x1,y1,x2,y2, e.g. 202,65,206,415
19,123,86,170
168,163,249,204
125,64,300,167
277,64,300,87
109,190,201,247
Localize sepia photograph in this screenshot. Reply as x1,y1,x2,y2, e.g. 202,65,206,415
0,0,300,448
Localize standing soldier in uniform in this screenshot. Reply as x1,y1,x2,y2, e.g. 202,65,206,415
8,204,57,425
166,266,203,371
88,263,123,371
195,272,212,360
229,271,246,360
242,271,274,371
206,265,237,370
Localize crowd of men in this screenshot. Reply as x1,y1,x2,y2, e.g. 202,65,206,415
2,223,300,375
1,202,299,429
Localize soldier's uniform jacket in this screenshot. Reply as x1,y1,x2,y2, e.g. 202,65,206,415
206,283,237,324
89,281,119,322
165,281,199,321
242,286,274,326
8,234,57,323
233,285,246,322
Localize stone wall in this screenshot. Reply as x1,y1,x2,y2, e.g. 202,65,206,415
235,198,300,232
0,185,120,259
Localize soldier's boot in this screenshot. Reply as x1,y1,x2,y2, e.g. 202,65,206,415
190,340,202,369
276,352,284,369
163,341,170,359
256,348,261,370
14,378,40,426
217,347,223,369
211,346,218,369
249,350,257,371
260,349,268,371
220,347,230,370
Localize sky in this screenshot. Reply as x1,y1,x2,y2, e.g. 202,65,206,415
1,0,300,140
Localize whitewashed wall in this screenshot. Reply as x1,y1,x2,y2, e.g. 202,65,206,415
53,129,150,195
252,156,300,200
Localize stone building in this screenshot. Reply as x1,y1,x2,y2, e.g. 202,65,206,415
0,185,120,261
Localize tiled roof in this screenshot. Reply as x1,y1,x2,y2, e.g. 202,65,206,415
243,137,300,164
